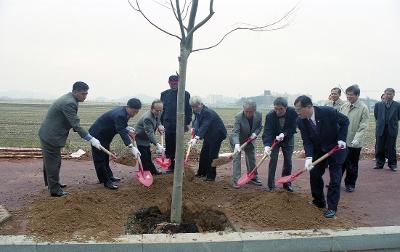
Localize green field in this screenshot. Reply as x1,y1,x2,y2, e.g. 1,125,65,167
0,102,393,156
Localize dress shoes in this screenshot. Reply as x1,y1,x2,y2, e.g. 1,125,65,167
51,190,68,197
310,200,326,209
195,174,206,178
104,181,118,190
373,166,383,169
231,182,240,189
60,184,67,188
110,176,121,182
203,177,215,182
151,170,162,176
249,178,263,186
345,186,355,192
390,166,397,172
283,184,294,192
165,168,174,174
264,187,275,192
323,209,336,218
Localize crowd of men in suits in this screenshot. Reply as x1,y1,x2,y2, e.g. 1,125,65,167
38,78,399,218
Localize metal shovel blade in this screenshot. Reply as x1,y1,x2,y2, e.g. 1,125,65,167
237,171,257,187
136,170,153,187
155,157,171,170
276,169,305,184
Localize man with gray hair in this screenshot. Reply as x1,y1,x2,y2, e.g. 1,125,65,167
189,96,227,181
230,100,263,188
262,97,298,192
325,87,345,110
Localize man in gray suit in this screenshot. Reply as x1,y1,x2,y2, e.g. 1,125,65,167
135,99,165,175
374,88,400,171
230,100,263,188
39,81,101,197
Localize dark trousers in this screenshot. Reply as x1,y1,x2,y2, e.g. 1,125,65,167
137,145,158,174
375,126,398,168
268,141,294,189
92,145,114,184
197,138,223,180
342,147,361,187
40,139,62,194
165,131,176,170
310,149,346,211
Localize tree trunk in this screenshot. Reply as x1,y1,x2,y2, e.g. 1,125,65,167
170,46,190,224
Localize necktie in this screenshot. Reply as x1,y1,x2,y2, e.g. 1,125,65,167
308,118,317,133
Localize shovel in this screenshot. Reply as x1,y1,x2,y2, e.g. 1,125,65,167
211,137,255,167
184,128,196,164
237,139,281,187
276,145,342,184
130,137,153,187
154,133,171,170
99,145,117,160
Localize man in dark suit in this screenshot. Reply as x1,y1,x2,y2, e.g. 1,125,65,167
262,97,297,192
374,88,400,171
39,81,102,197
189,96,227,181
230,100,263,188
160,75,192,173
295,95,349,218
89,98,142,190
134,99,165,175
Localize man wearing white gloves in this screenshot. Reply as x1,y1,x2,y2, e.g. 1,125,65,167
189,96,227,181
134,100,165,176
262,97,298,192
339,85,369,192
230,100,263,188
295,95,349,218
39,81,99,197
89,98,142,190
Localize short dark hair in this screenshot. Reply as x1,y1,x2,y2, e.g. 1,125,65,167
72,81,89,92
331,87,341,95
127,98,142,109
384,88,395,94
168,75,179,82
346,85,360,96
294,95,313,107
273,97,288,107
151,99,163,109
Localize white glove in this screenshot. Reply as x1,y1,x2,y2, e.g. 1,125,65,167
89,137,101,150
128,144,141,158
305,157,314,171
189,136,200,147
351,139,359,146
264,146,271,156
156,143,165,153
338,140,346,149
126,126,135,133
158,125,165,133
234,144,241,153
276,133,284,141
250,133,257,140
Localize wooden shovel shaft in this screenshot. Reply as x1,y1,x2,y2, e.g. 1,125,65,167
99,145,117,160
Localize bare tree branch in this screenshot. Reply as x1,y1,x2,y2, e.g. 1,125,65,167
182,1,192,21
151,0,171,9
175,0,186,39
169,0,179,22
128,0,181,40
186,0,214,42
192,3,298,53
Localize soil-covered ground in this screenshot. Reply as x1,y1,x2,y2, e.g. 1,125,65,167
0,151,399,242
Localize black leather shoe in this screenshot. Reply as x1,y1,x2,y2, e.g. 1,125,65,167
249,178,262,186
203,177,215,182
104,181,118,190
264,187,275,192
310,200,326,209
51,190,68,197
60,184,67,188
110,176,121,182
373,166,383,169
151,170,162,176
324,209,336,218
195,174,206,177
345,186,355,192
390,166,398,172
284,185,294,192
165,168,174,174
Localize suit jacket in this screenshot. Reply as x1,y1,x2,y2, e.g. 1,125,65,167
39,92,88,147
230,111,263,147
262,107,297,147
374,101,400,137
193,106,227,142
89,106,131,146
297,106,349,157
135,111,160,147
160,89,192,132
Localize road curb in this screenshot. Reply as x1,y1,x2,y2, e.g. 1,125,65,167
1,226,400,252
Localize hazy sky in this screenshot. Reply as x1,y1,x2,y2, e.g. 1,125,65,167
0,0,399,101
